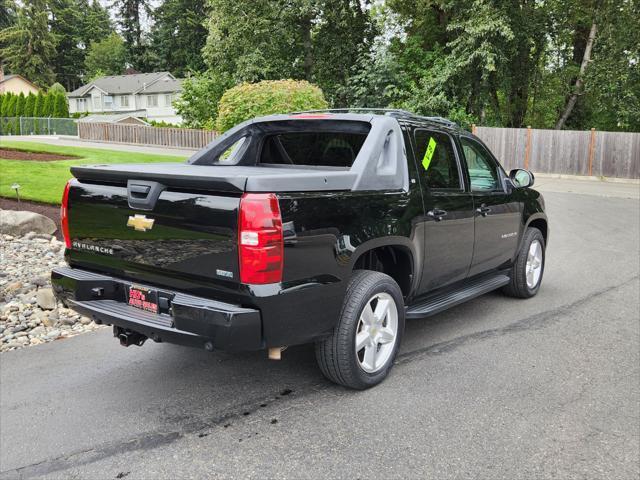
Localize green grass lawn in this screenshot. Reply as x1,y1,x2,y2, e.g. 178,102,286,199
0,141,188,204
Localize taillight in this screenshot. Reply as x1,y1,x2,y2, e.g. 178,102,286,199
61,180,71,248
238,193,283,284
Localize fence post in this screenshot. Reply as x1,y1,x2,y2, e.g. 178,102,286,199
524,126,532,169
19,116,22,135
588,128,596,176
47,116,51,135
471,123,477,135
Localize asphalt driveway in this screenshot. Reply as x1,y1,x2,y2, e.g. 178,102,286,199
1,179,639,479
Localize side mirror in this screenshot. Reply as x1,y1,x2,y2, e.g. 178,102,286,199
509,169,534,188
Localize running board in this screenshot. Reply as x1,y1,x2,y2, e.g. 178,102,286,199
406,274,510,319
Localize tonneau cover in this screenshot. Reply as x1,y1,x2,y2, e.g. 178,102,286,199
70,163,358,193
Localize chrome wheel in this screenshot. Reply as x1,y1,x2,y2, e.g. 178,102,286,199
355,292,398,373
526,239,543,288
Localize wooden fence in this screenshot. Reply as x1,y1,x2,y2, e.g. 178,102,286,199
78,122,219,150
474,126,639,179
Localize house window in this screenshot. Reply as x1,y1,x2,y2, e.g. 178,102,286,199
147,95,158,107
120,95,129,107
164,94,172,106
104,95,113,109
92,96,100,109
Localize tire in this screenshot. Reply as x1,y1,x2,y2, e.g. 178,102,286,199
503,227,546,298
315,270,405,389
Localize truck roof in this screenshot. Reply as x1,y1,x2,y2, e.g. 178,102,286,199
228,109,461,135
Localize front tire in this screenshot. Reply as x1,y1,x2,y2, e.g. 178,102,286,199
315,270,405,389
503,227,546,298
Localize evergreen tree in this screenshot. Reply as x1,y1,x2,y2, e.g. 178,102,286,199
112,0,150,70
0,94,5,116
0,0,57,88
24,93,36,116
34,92,44,116
15,92,26,116
149,0,208,76
52,93,69,117
6,94,17,116
0,0,17,29
41,93,53,116
49,0,113,90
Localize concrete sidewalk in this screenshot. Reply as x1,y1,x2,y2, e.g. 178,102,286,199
0,135,195,158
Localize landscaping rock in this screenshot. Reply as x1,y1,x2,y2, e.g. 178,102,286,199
0,210,57,236
36,288,57,310
0,234,105,352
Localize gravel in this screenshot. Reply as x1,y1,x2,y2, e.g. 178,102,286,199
0,232,104,352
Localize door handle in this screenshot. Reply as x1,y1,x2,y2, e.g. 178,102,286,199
427,209,448,221
476,205,491,217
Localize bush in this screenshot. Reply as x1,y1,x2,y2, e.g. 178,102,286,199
174,71,232,129
215,80,328,132
52,93,69,118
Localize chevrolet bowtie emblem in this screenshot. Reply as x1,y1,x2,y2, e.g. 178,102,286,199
127,214,155,232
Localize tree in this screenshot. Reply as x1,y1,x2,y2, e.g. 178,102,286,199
5,94,17,116
48,0,113,90
203,0,376,105
148,0,208,76
0,0,57,88
33,92,44,116
52,93,69,117
0,93,10,116
173,71,232,128
41,92,53,116
85,33,127,78
15,92,25,116
0,0,17,29
112,0,151,70
23,92,36,116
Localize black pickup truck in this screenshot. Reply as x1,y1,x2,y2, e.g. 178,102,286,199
51,109,548,389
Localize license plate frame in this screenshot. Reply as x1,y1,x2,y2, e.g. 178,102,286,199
128,285,159,314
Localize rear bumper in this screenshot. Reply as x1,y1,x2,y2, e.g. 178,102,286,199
51,267,263,351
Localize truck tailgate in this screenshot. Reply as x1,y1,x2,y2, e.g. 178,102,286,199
66,179,241,289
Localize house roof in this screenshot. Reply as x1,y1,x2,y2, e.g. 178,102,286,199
77,112,150,125
0,74,40,90
68,72,183,98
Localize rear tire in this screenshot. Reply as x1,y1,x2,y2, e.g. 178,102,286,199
315,270,405,390
503,227,545,298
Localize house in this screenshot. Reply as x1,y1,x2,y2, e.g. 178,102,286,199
67,72,184,124
0,68,40,95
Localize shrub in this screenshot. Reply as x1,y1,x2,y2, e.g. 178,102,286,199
15,93,26,116
24,93,36,117
41,93,53,117
48,82,66,94
52,93,69,118
215,80,328,132
174,71,232,129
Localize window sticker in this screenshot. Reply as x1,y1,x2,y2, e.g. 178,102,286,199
422,137,437,171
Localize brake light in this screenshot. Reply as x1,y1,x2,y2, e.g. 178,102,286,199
61,180,71,248
238,193,283,284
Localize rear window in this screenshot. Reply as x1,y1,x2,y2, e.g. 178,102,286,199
259,132,368,167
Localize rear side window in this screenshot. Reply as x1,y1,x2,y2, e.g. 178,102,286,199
414,130,461,190
259,132,367,167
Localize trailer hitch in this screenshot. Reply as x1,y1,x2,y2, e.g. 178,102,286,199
113,326,147,347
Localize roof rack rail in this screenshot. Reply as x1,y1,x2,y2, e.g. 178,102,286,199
289,108,459,128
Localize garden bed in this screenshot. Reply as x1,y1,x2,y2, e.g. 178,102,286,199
0,147,79,161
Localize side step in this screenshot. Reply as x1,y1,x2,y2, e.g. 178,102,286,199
406,274,510,319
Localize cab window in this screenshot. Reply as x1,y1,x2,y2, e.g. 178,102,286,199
414,130,462,190
460,137,501,192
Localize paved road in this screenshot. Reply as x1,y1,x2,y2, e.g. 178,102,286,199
1,181,639,479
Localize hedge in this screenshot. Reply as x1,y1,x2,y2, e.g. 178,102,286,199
215,79,328,132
